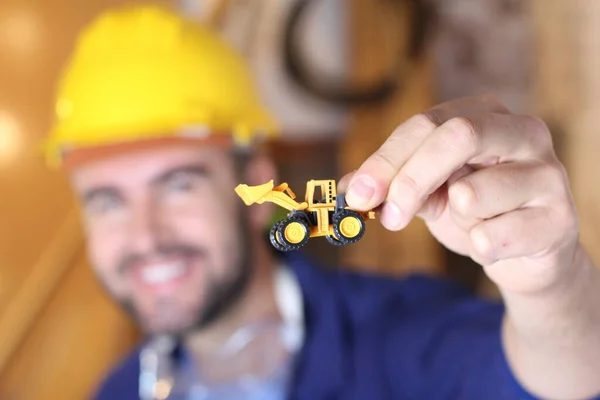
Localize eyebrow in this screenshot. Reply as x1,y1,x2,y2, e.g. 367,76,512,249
82,186,122,205
150,164,209,186
80,164,210,204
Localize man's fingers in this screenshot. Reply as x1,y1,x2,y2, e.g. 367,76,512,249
414,184,448,222
345,94,510,212
381,113,552,230
414,165,472,221
426,160,566,237
424,165,480,231
345,113,436,210
345,93,541,214
448,160,567,220
468,206,570,266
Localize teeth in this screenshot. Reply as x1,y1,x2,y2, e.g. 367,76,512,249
140,262,186,285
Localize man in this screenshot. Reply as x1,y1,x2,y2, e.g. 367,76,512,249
44,4,600,400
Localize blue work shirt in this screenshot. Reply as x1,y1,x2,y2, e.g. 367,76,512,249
93,254,593,399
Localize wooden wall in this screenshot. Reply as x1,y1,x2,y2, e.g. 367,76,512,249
0,249,139,399
340,0,444,276
530,0,600,267
0,1,174,398
2,0,599,398
340,0,600,289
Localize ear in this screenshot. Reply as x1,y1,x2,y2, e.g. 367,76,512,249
244,153,278,230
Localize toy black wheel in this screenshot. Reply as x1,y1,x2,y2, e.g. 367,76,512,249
325,234,344,246
332,210,365,245
269,220,288,252
276,217,310,251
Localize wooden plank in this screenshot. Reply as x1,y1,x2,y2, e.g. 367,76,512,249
0,251,139,400
530,0,600,267
0,0,169,396
341,0,444,275
0,211,82,375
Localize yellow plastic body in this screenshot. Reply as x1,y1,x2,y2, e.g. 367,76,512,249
44,4,278,168
235,180,308,211
234,179,376,240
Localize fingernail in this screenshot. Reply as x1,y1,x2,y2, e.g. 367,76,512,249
346,176,376,207
381,201,404,230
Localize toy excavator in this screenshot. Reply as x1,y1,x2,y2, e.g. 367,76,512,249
235,179,376,251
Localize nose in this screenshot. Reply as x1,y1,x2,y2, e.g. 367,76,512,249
128,200,161,255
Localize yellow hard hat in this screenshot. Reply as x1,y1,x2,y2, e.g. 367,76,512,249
44,4,278,168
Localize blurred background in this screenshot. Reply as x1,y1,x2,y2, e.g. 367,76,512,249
0,0,598,398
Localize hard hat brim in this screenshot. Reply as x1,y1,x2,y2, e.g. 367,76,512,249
58,134,234,171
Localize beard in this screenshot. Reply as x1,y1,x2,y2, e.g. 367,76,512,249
105,207,255,337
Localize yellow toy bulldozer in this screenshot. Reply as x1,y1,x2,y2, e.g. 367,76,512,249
235,179,376,251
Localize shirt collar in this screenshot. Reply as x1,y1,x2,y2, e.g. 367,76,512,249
273,262,305,354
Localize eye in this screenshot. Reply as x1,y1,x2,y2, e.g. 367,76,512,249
165,171,202,193
85,194,123,215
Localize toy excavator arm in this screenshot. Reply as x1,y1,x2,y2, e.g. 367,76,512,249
234,180,307,211
272,182,297,199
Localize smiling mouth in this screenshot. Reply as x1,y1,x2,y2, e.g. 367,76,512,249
141,261,187,284
129,259,193,290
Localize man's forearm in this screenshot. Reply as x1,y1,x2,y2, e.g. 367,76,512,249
502,245,600,400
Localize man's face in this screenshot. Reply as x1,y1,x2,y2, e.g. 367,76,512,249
69,142,253,335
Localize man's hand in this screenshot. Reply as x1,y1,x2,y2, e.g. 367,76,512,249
340,94,600,399
340,94,579,295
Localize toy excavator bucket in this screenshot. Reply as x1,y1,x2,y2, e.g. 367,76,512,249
235,180,275,206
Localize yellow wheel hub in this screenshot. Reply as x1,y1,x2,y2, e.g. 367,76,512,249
339,216,361,238
284,222,306,244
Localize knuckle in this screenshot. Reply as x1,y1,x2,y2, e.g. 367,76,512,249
479,92,507,111
442,116,481,154
565,210,579,236
527,116,553,149
555,203,579,235
370,150,398,172
470,224,495,259
536,162,578,235
401,174,421,196
408,112,440,132
540,161,569,196
450,212,477,232
448,179,478,216
529,115,551,135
